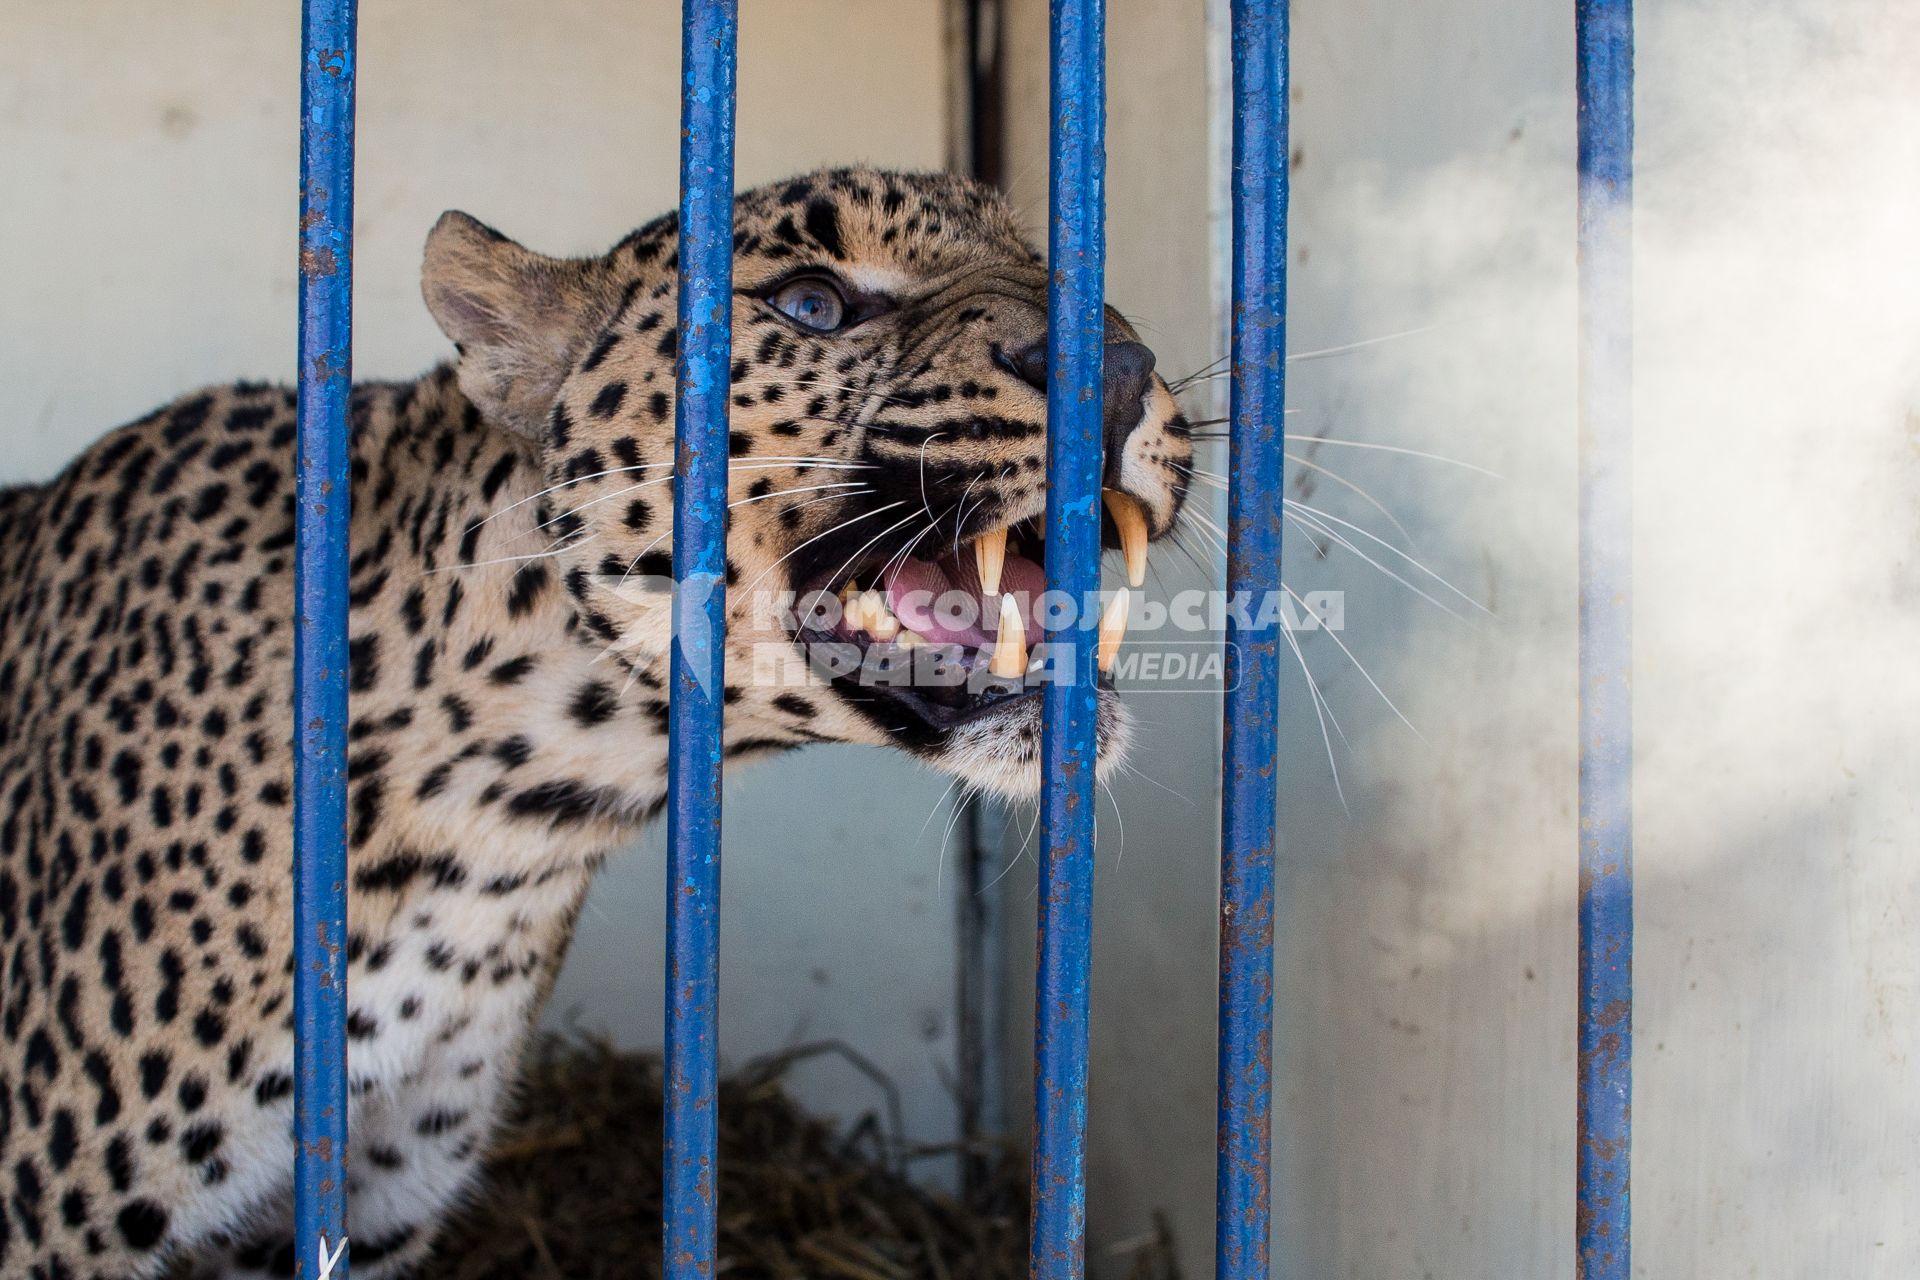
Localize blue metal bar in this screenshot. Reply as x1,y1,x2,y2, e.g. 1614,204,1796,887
1030,0,1104,1276
293,1,357,1274
1575,1,1633,1277
1217,0,1288,1276
664,2,737,1276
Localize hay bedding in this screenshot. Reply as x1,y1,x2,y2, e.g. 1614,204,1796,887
425,1035,1180,1280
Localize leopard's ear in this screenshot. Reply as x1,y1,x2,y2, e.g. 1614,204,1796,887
422,212,623,438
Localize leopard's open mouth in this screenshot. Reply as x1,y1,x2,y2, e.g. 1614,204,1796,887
789,491,1149,741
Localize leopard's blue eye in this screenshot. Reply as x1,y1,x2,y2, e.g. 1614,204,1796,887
768,278,848,332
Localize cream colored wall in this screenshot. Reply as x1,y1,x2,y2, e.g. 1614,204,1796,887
0,1,945,478
999,1,1920,1278
1,0,973,1161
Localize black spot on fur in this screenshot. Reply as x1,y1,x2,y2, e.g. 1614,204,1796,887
579,331,620,372
805,198,845,257
589,381,628,419
488,654,536,685
480,452,517,501
348,635,379,692
116,1200,169,1250
506,562,550,617
568,681,619,727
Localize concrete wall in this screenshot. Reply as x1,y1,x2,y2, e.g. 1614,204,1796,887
1,0,972,1162
998,0,1920,1276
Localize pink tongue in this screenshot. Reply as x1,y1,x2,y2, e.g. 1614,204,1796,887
886,551,1046,647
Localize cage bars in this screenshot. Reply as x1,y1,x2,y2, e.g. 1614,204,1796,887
274,2,1643,1276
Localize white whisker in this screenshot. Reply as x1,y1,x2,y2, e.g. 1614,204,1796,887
727,481,868,510
422,534,592,576
1290,325,1434,362
1283,509,1475,623
812,507,934,605
737,500,909,599
1097,778,1126,867
1287,500,1489,613
1281,622,1350,816
1168,326,1434,391
531,471,677,532
1283,453,1416,547
1285,584,1423,743
1108,757,1195,809
1193,432,1500,478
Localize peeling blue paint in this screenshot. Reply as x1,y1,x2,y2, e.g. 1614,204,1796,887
1216,3,1288,1277
1030,2,1105,1277
1576,2,1634,1277
293,2,357,1275
664,4,737,1279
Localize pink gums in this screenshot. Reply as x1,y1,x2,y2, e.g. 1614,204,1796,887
883,550,1047,648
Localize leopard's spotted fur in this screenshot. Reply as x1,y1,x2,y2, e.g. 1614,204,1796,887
0,168,1190,1277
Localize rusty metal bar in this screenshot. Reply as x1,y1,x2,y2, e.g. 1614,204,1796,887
1216,0,1289,1275
1575,0,1634,1276
1029,0,1106,1275
663,1,739,1276
292,1,358,1274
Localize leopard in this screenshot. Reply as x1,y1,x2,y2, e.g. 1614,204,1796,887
0,166,1192,1278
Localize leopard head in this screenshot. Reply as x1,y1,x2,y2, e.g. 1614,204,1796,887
422,167,1191,798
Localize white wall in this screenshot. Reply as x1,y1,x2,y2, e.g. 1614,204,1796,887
1,0,973,1164
999,0,1920,1276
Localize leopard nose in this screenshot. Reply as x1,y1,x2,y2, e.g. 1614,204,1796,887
1101,340,1157,430
1002,339,1158,428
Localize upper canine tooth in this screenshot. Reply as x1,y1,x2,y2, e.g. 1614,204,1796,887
989,594,1028,678
1103,489,1149,588
1097,588,1131,673
974,527,1008,596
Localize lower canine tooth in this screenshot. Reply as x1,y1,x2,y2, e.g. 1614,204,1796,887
974,527,1008,596
1103,489,1149,588
988,594,1027,678
866,595,901,640
851,589,892,637
897,629,926,648
1097,588,1131,673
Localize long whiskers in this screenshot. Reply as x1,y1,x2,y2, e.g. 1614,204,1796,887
1286,500,1488,615
1281,621,1351,816
1284,583,1424,742
807,506,934,608
421,533,594,577
737,500,910,600
1189,431,1500,477
1165,325,1435,393
475,455,875,536
727,480,869,511
1177,456,1416,548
